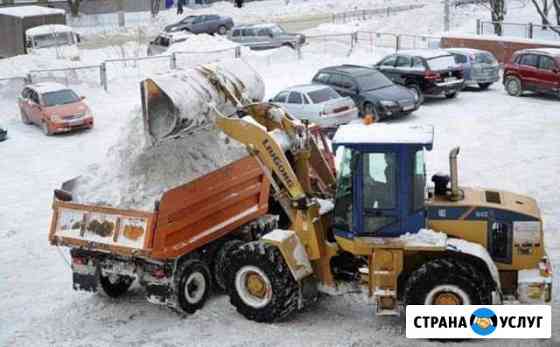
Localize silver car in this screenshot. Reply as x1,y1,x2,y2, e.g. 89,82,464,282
228,23,305,50
147,31,192,56
271,85,359,127
445,48,500,90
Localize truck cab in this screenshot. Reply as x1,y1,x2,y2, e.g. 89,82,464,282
25,24,80,61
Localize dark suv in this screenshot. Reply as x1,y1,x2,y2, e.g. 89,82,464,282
311,65,419,121
375,49,464,103
503,48,560,97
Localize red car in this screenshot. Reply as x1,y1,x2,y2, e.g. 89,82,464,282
18,82,94,136
503,48,560,97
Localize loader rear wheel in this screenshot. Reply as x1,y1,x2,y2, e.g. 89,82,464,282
98,271,134,298
403,258,491,306
227,241,298,322
213,239,245,292
176,259,212,314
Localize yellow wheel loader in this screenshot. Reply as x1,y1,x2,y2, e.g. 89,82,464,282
141,62,552,322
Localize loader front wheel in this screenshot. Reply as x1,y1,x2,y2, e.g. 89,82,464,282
98,271,134,298
403,258,491,306
227,241,298,322
214,239,245,292
176,259,212,314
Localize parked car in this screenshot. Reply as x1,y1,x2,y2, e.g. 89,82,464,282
164,14,234,35
0,126,6,142
311,65,419,121
445,48,499,90
375,49,464,103
147,31,192,56
270,84,359,127
18,82,93,136
227,23,305,50
503,48,560,97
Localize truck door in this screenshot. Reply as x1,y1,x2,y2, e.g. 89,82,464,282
360,151,401,236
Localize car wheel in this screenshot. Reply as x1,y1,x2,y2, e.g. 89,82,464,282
20,107,32,125
363,102,380,122
218,25,227,35
445,91,458,99
478,82,492,90
42,122,52,136
407,84,424,104
505,76,523,97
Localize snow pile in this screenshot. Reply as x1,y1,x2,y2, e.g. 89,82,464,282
399,229,447,247
71,110,247,210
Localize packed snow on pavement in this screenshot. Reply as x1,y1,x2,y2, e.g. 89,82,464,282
0,1,559,346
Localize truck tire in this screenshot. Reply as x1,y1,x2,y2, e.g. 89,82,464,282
98,271,134,298
227,241,298,322
176,259,212,314
403,258,492,306
213,239,245,292
505,76,523,96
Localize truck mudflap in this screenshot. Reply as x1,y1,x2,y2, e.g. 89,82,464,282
70,249,98,292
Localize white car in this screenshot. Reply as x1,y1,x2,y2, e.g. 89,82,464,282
270,85,359,127
147,31,192,56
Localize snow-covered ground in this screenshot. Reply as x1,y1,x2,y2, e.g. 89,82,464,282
1,2,559,346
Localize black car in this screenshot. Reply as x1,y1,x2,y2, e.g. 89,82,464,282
375,49,464,103
164,14,234,35
311,65,420,121
0,127,7,142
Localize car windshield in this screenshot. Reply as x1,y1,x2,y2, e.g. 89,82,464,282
42,89,80,106
426,55,459,70
32,32,73,49
355,72,393,91
307,88,340,103
269,25,285,34
475,52,497,64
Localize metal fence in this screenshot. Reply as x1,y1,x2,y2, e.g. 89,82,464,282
477,20,560,41
333,3,425,24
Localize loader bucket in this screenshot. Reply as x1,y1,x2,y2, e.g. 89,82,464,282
141,59,265,143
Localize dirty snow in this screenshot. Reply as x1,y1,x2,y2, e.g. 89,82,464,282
399,228,447,247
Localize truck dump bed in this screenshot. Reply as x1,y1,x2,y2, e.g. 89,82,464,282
49,156,269,260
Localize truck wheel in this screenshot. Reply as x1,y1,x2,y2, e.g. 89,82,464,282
98,271,134,298
403,258,491,306
176,259,211,314
214,239,245,292
20,108,31,125
227,241,298,322
407,83,424,104
505,76,523,96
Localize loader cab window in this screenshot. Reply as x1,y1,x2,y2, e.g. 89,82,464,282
412,150,426,211
334,146,354,231
363,152,397,233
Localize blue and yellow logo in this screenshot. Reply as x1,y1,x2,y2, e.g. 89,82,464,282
470,308,498,336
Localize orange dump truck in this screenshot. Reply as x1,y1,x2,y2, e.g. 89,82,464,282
48,156,276,313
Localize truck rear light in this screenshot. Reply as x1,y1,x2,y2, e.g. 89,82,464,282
425,71,440,81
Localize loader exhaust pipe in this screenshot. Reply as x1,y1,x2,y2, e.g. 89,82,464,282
449,147,462,201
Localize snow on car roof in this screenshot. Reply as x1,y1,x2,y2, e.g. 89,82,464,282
333,123,433,148
397,49,452,59
0,5,65,18
235,23,281,29
445,47,489,55
159,31,193,40
31,82,69,94
520,48,560,57
281,84,333,94
26,24,73,36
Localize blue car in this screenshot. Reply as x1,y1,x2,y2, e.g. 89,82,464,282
445,48,500,90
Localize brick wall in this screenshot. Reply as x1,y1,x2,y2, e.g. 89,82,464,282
441,35,560,64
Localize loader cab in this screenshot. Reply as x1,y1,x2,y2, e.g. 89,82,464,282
332,123,433,238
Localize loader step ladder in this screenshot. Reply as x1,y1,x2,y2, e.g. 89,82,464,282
368,249,403,316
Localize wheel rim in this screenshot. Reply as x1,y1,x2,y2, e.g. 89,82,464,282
219,26,226,35
508,79,520,95
425,285,470,305
235,265,272,308
410,88,419,100
185,271,206,304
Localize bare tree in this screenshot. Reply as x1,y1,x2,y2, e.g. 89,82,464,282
67,0,81,17
480,0,506,35
530,0,560,35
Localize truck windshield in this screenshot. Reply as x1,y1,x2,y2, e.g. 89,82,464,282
42,90,80,106
33,32,74,49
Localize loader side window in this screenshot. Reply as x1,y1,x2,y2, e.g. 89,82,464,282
412,150,426,212
334,146,354,231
